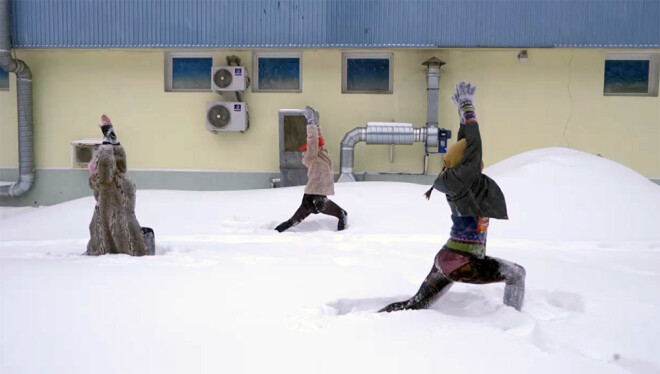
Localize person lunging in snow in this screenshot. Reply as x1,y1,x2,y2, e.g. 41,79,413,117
86,114,155,256
275,106,348,233
380,82,526,312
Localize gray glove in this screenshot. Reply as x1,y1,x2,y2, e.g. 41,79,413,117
451,82,476,107
451,82,477,123
303,106,319,126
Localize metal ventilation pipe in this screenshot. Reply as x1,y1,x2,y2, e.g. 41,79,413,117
423,57,445,148
337,123,431,182
337,58,447,183
0,0,34,197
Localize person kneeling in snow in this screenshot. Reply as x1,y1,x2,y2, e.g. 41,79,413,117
275,106,348,233
380,82,526,312
85,115,155,256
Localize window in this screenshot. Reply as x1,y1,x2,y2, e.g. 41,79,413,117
604,53,658,96
0,67,8,91
164,52,213,92
342,52,393,94
252,51,302,92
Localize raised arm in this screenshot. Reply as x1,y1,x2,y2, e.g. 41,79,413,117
93,114,122,184
430,82,482,197
302,106,320,160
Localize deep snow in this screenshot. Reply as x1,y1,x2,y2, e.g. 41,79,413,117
1,148,659,374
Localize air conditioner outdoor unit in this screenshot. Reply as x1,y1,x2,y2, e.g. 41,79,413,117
211,66,246,91
71,139,103,169
206,102,248,133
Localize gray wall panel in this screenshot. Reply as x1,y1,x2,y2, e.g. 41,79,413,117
10,0,660,49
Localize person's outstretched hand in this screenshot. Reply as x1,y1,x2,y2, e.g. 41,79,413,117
451,81,476,108
451,82,477,123
303,106,319,126
99,114,119,145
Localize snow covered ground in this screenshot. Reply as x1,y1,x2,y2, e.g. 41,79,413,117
1,148,659,374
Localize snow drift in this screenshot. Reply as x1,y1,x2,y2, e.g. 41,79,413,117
1,147,659,374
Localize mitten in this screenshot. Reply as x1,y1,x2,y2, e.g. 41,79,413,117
99,114,120,145
303,106,319,126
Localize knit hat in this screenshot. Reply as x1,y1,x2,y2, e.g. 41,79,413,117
443,138,484,171
99,114,119,145
299,135,324,152
444,139,466,169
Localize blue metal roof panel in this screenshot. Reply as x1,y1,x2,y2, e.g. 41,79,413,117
10,0,660,49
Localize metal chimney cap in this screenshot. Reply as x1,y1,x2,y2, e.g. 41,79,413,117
422,57,446,68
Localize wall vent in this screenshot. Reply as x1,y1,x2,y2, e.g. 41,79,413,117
71,139,102,169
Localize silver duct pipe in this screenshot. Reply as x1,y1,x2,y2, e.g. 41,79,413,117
423,57,445,149
337,128,366,182
337,123,430,182
0,0,34,197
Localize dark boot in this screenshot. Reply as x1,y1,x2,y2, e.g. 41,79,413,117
141,227,155,256
379,266,453,312
275,197,314,233
337,210,348,231
275,220,295,233
320,199,347,231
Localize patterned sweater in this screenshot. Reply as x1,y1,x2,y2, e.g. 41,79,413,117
446,215,490,257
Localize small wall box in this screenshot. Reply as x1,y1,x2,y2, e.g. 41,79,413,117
71,139,103,168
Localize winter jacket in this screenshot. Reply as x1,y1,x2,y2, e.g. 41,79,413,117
432,122,508,219
302,125,335,196
86,144,148,256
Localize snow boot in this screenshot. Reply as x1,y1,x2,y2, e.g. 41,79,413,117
337,210,348,231
141,227,156,256
503,264,526,311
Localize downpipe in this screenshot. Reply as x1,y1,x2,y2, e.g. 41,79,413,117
0,0,34,197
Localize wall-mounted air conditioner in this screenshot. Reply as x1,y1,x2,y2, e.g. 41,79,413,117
211,66,246,91
71,139,102,169
206,102,248,133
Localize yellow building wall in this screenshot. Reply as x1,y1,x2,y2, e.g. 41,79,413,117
1,49,659,177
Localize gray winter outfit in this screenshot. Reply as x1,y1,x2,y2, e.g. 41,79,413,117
86,144,150,256
432,123,508,219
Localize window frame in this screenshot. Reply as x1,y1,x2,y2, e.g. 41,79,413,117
342,52,393,94
603,52,659,97
0,67,8,91
164,51,214,92
251,51,303,93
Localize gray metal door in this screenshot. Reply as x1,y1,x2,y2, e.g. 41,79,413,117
278,109,308,187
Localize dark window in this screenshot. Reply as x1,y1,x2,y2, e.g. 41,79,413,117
252,52,302,93
342,53,393,94
258,58,300,91
171,57,212,91
346,58,390,92
604,60,650,95
0,67,8,91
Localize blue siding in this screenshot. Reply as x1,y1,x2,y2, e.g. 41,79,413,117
10,0,660,49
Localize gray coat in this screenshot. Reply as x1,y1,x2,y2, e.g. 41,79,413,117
433,122,508,219
86,144,148,256
302,125,335,196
